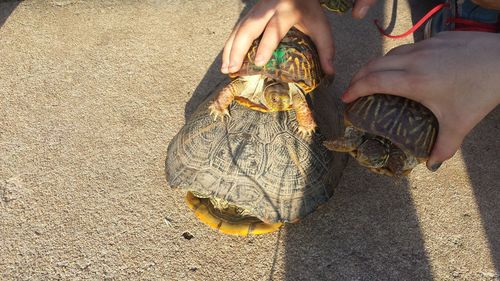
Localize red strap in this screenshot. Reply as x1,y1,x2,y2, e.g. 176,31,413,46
374,3,448,39
451,18,499,32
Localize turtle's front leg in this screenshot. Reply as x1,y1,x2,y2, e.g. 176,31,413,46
291,94,316,138
209,78,244,121
323,126,364,152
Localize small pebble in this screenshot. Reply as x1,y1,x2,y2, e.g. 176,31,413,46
182,232,194,240
164,217,173,227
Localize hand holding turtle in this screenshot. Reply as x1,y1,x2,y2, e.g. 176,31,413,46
342,31,500,171
221,0,336,75
221,0,377,76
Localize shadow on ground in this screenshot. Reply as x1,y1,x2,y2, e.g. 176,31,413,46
184,0,255,119
0,1,20,29
462,108,500,275
282,2,433,280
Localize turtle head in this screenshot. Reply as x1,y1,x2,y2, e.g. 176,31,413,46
263,79,292,111
324,126,364,153
355,137,390,168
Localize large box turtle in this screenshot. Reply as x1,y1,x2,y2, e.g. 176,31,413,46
167,97,346,235
166,26,349,235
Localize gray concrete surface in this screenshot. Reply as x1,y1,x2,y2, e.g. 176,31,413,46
0,0,499,280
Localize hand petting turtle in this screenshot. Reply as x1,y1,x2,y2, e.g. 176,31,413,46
342,32,500,171
221,0,375,76
210,27,325,137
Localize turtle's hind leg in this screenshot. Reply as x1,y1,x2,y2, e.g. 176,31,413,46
209,78,244,121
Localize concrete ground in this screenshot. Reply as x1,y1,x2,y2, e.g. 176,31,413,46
0,0,499,280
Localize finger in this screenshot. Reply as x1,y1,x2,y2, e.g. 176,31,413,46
222,27,239,73
385,43,417,56
349,54,413,85
254,13,296,66
222,8,260,73
352,0,376,19
228,5,276,73
301,11,336,74
341,70,413,103
426,127,463,171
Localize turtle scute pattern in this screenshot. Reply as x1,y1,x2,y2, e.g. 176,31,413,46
320,0,354,13
166,98,346,224
346,94,438,158
236,27,323,93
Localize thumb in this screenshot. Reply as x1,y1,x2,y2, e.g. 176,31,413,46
300,9,336,75
426,126,463,171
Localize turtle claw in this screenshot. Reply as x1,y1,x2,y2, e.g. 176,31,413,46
208,102,231,121
297,126,315,139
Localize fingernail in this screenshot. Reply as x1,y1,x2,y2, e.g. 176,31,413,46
254,56,265,66
357,6,369,19
221,64,228,73
228,65,238,73
341,91,349,103
428,162,442,172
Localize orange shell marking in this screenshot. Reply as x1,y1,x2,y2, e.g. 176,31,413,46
185,192,282,236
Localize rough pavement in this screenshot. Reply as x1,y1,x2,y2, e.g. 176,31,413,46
0,0,499,280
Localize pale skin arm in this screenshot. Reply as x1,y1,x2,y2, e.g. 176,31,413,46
221,0,377,76
342,31,500,171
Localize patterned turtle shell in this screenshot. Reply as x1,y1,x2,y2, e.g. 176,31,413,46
345,94,439,159
232,27,324,94
166,94,347,227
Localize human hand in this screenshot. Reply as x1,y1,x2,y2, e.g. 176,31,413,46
221,0,336,75
221,0,378,76
342,31,500,171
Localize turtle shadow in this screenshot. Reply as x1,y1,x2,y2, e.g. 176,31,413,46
281,1,434,280
0,1,20,29
183,0,256,120
461,108,500,275
282,168,432,280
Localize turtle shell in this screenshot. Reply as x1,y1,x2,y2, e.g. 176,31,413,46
166,90,346,224
233,27,323,93
345,94,439,159
320,0,353,13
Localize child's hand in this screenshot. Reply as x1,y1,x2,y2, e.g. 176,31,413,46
221,0,377,75
221,0,336,75
342,31,500,171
